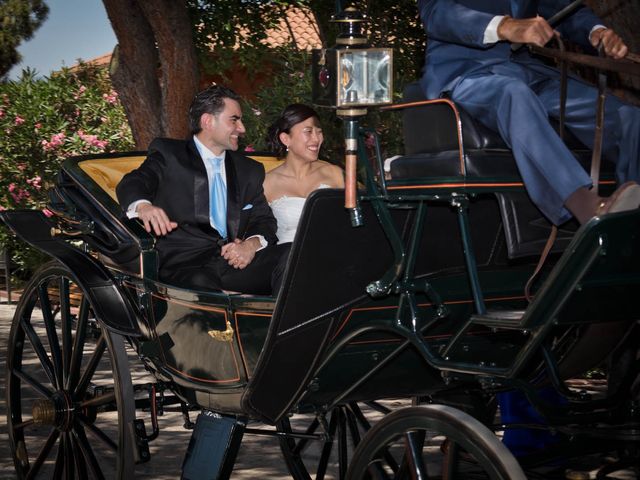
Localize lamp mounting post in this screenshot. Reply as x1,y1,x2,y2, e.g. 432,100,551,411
312,6,393,227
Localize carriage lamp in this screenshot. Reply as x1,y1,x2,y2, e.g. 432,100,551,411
312,9,393,109
312,7,394,227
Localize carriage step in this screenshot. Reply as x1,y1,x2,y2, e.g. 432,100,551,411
470,309,525,329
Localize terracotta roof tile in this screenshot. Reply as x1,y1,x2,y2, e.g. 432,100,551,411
261,6,322,50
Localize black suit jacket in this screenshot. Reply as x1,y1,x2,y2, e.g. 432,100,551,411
116,138,277,277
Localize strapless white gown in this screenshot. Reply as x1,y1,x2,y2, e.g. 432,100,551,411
270,184,331,244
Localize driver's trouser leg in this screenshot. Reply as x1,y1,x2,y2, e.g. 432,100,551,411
452,72,592,225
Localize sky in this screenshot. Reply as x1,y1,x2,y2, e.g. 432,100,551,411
8,0,117,80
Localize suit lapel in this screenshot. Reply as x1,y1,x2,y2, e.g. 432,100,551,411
188,139,211,225
225,152,241,239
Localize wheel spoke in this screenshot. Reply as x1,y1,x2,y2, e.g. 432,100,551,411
66,296,89,391
77,413,118,451
403,430,428,480
51,437,64,480
442,439,459,480
70,429,89,479
39,282,63,390
338,408,348,479
317,411,339,479
79,390,116,409
345,404,363,445
63,433,75,480
292,417,320,455
13,367,54,398
74,335,106,398
59,277,73,388
25,428,60,478
73,424,106,480
20,315,57,387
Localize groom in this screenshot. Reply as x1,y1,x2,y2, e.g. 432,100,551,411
116,85,287,294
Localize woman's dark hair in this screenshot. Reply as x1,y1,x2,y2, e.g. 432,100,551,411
266,104,320,158
188,85,241,135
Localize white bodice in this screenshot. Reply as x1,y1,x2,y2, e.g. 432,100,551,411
269,184,331,244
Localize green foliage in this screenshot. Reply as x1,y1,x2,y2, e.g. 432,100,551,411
0,0,49,78
238,48,344,162
190,0,425,162
0,64,134,277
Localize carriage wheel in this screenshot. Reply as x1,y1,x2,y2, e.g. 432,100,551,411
278,401,390,480
6,261,136,479
345,405,526,480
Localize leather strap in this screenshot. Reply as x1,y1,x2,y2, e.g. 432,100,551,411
524,225,558,302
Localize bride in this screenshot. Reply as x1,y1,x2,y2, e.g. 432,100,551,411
264,104,344,244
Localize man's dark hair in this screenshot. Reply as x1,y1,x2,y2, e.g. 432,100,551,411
266,103,320,158
188,85,241,135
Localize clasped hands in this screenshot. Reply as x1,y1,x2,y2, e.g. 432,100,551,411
497,16,628,59
136,203,258,269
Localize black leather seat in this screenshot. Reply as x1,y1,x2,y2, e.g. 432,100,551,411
390,82,613,180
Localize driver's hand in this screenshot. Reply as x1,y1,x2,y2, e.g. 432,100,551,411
497,16,555,47
137,203,178,236
590,27,628,59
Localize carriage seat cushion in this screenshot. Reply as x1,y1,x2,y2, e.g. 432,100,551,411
79,154,283,202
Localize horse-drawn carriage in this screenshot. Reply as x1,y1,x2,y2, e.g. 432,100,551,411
2,16,640,479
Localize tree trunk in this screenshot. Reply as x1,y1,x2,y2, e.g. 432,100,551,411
102,0,198,149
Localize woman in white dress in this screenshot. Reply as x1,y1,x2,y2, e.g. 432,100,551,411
264,104,344,244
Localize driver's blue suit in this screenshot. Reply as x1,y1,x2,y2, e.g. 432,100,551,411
418,0,640,225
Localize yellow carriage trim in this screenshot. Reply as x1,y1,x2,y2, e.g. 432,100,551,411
78,154,282,202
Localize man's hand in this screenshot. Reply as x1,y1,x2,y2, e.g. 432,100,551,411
590,27,628,59
221,238,260,269
498,16,555,47
137,203,178,236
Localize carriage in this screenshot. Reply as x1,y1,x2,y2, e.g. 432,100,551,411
2,13,640,479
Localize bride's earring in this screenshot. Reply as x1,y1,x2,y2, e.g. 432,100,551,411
285,144,289,152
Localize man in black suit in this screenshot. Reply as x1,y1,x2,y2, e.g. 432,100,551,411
116,86,287,294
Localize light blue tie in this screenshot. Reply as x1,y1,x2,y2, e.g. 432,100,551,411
209,156,227,239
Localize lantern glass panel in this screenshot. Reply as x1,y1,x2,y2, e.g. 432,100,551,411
338,49,392,107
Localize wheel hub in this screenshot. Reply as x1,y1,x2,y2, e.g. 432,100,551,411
31,391,74,430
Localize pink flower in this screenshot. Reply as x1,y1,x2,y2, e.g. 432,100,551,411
0,205,6,211
26,176,42,190
102,90,118,104
244,145,255,152
0,109,4,118
77,130,108,150
42,208,54,217
14,116,25,125
17,163,26,171
34,122,42,130
8,183,16,193
42,132,66,151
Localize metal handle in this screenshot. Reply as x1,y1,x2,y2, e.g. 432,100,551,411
208,320,234,342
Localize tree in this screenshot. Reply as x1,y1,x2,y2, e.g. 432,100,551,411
0,0,49,79
104,0,639,149
102,0,199,149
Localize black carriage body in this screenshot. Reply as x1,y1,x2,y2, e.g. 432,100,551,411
2,91,639,459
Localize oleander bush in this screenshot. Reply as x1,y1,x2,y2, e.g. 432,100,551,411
0,64,134,278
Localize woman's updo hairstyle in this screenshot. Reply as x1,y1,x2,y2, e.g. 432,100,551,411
267,104,320,158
